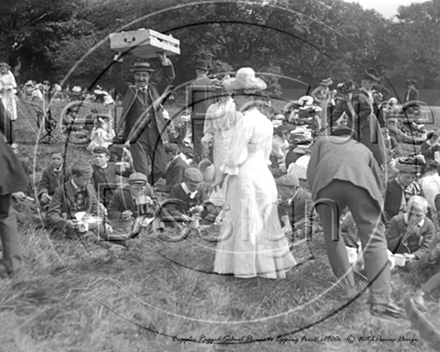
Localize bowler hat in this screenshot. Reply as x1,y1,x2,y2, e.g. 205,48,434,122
164,143,180,154
406,79,417,86
276,174,299,187
130,62,154,73
361,67,381,82
129,172,148,184
195,60,209,71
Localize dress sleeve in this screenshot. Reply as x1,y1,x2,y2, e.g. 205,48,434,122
220,113,254,176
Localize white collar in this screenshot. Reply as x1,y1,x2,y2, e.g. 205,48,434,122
53,165,63,172
181,182,198,199
403,213,425,227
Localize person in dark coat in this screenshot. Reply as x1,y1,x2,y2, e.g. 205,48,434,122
163,143,189,192
108,172,157,227
330,71,388,166
404,79,419,104
307,125,405,319
110,52,175,185
420,130,440,163
90,147,132,207
0,131,28,278
186,60,216,162
386,196,436,269
38,151,72,208
0,97,14,144
46,160,113,240
384,161,425,222
157,168,212,228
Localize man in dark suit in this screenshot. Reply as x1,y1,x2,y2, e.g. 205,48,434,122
163,143,189,192
307,125,405,319
110,52,175,185
404,79,419,104
0,131,28,279
186,60,216,161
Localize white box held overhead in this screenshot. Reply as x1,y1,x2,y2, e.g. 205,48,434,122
109,28,180,59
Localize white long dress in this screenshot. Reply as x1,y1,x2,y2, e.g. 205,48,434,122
0,70,17,121
213,108,296,279
203,98,239,206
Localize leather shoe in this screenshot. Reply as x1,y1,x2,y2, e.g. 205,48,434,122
370,302,406,320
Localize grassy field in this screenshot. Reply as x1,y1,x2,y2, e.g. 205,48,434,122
1,98,440,352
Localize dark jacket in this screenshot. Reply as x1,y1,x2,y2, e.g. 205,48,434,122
307,135,383,207
91,162,132,206
46,181,100,230
0,132,28,195
384,179,424,221
387,213,435,259
404,88,419,103
110,61,175,143
165,155,189,191
37,166,72,198
108,184,156,220
187,75,216,125
0,100,14,144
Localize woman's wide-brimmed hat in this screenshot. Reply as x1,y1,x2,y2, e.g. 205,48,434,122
130,62,154,73
223,67,267,93
336,81,356,94
361,67,381,82
320,78,333,86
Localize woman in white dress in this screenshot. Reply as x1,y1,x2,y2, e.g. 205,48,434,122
202,80,240,205
211,68,296,279
0,63,17,121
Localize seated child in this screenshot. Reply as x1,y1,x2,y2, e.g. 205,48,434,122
38,151,72,209
91,147,132,207
46,160,113,241
275,174,321,246
87,115,115,151
108,172,157,232
386,196,437,270
156,168,214,229
164,143,189,192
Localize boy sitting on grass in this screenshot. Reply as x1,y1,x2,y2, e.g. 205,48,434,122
108,172,157,232
156,168,216,229
275,174,321,247
46,160,113,241
91,147,132,207
37,151,72,210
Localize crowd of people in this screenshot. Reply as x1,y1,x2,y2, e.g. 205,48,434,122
1,53,439,322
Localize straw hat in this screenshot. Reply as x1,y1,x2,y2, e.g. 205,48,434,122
130,62,154,73
223,67,267,93
320,78,333,86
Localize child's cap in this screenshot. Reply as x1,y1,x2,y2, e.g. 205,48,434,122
184,168,203,182
93,147,110,156
129,172,148,185
276,174,299,188
164,143,180,154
